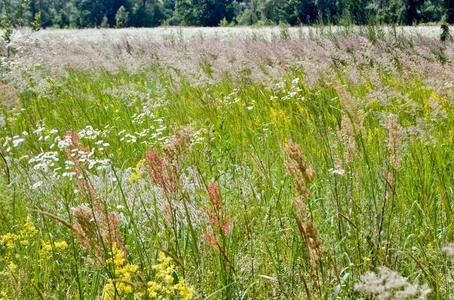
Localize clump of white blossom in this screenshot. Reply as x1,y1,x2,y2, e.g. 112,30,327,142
354,267,431,300
442,244,454,264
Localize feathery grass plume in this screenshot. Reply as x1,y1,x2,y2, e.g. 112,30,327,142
205,181,232,236
144,147,179,226
145,148,178,194
72,205,125,259
284,140,316,198
285,141,325,296
0,83,17,106
64,131,125,258
163,126,193,159
355,267,431,300
385,114,403,169
292,198,324,269
442,244,454,264
145,125,193,193
203,181,233,268
334,82,357,114
338,114,358,162
334,83,367,162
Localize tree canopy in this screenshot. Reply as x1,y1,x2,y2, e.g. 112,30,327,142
0,0,452,29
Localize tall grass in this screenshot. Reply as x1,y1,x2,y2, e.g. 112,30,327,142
0,27,453,299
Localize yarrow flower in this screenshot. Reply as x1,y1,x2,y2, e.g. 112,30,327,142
442,244,454,264
355,266,431,300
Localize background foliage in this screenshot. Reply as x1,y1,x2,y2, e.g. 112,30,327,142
0,0,453,28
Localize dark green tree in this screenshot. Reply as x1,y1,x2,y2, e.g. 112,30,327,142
129,0,165,27
175,0,234,26
404,0,424,24
446,0,454,23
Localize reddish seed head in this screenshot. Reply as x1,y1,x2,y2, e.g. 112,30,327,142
208,181,222,210
145,148,177,193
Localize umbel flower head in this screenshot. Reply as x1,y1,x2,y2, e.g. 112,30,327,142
355,266,431,300
442,244,454,264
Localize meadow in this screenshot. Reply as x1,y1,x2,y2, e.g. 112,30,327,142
0,26,453,299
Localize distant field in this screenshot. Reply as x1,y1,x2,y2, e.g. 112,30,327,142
0,26,453,299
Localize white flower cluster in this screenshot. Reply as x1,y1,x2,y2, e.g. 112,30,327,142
281,77,304,101
118,117,169,145
131,110,155,125
191,127,206,146
2,134,26,152
442,244,454,264
28,151,59,172
51,135,73,150
355,267,431,300
222,88,240,106
79,125,102,140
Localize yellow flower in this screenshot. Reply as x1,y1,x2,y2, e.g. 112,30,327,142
128,159,145,183
0,290,9,300
147,281,162,299
40,240,69,257
102,281,115,300
41,242,53,253
20,217,38,238
100,249,194,299
102,245,139,298
55,241,69,250
0,233,18,250
174,279,194,300
7,262,17,274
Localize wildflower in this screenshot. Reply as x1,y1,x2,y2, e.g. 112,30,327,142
31,181,43,190
146,252,194,299
328,166,345,176
174,279,194,300
102,245,139,300
20,217,39,238
40,240,69,257
442,244,454,264
0,290,8,300
147,281,164,298
6,262,17,275
127,159,145,183
355,267,431,300
153,252,174,281
0,232,18,250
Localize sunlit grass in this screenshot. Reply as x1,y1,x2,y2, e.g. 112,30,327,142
0,27,453,299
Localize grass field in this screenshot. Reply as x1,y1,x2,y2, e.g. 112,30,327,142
0,26,453,299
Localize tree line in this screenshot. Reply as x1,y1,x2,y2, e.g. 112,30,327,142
0,0,453,29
